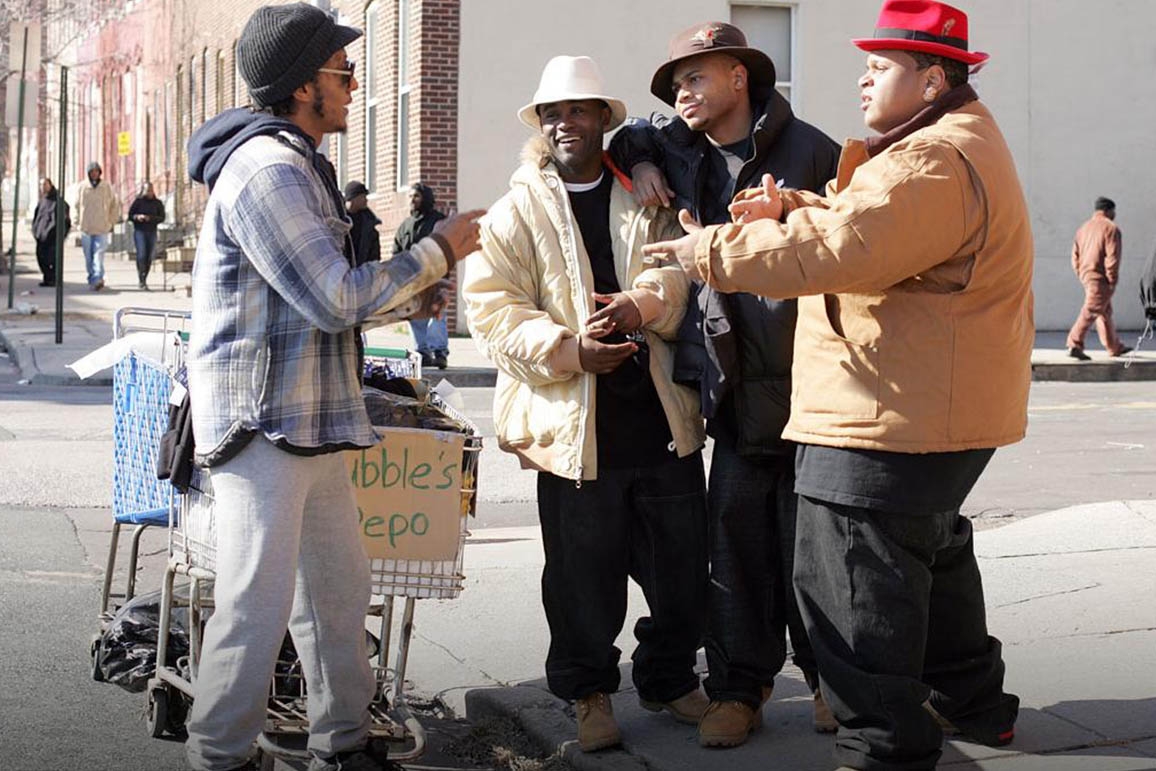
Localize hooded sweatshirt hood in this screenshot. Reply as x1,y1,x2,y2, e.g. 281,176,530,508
188,107,317,191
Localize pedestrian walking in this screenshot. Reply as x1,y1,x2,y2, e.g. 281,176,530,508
393,183,449,368
128,182,166,290
75,161,120,291
31,178,70,287
607,21,841,746
344,180,381,266
1066,197,1131,359
182,4,483,770
462,55,709,753
643,1,1027,768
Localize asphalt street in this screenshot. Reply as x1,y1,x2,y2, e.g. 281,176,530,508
1,346,1154,769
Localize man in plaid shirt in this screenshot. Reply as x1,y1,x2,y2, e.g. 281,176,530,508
181,5,482,770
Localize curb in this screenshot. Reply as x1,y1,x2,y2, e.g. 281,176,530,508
423,367,497,388
465,686,649,771
1032,359,1156,382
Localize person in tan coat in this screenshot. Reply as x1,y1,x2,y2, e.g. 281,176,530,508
75,161,120,290
643,2,1026,768
1066,197,1130,359
462,56,709,753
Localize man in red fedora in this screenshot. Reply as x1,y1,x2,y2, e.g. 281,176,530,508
604,22,840,747
642,2,1026,768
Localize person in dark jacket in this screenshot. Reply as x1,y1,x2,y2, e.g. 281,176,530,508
32,178,70,287
393,182,449,368
344,180,381,266
128,182,166,289
606,21,840,747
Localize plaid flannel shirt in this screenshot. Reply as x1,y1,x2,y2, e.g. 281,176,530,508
188,131,446,466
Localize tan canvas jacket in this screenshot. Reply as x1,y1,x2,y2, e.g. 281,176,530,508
693,101,1034,453
463,138,705,480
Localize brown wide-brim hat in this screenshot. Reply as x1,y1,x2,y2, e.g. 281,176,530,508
650,21,777,106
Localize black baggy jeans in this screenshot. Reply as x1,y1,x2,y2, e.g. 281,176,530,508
703,442,819,708
536,451,708,703
794,497,1019,770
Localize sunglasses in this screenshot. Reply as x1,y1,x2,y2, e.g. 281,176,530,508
317,59,356,85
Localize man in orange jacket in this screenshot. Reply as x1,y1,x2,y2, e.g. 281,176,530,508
643,2,1025,768
1066,196,1131,359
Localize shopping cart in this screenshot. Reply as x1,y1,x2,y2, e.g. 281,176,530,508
91,308,190,682
144,341,480,767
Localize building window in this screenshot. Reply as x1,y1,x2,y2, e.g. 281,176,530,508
395,0,411,189
165,80,175,174
201,48,209,123
187,57,196,135
364,1,380,191
729,3,795,105
217,50,227,115
234,41,245,106
123,70,134,116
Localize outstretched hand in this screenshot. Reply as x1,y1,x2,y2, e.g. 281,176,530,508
728,173,783,224
641,209,705,281
586,292,643,336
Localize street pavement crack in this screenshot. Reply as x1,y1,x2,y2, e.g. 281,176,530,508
995,582,1100,608
413,629,508,689
984,545,1156,559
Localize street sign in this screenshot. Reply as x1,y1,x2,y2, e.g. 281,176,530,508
3,74,38,128
117,131,132,156
7,23,41,74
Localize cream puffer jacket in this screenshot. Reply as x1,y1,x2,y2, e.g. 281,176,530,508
462,138,705,481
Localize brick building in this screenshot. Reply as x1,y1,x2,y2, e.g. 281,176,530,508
42,0,462,325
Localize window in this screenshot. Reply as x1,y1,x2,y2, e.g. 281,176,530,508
201,48,209,122
165,80,175,174
395,0,412,189
234,41,246,106
364,1,380,191
123,70,134,116
217,50,227,114
187,57,196,134
730,3,795,105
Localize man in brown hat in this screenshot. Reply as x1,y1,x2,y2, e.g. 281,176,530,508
642,1,1025,768
604,21,840,747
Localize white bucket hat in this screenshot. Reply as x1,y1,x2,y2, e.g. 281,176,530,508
517,55,628,131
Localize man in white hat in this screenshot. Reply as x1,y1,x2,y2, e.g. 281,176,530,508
462,55,709,752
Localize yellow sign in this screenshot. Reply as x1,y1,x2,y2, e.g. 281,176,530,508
347,428,465,562
117,131,132,156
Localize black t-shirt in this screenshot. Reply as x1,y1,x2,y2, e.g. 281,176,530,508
795,445,995,514
700,136,754,226
568,174,673,469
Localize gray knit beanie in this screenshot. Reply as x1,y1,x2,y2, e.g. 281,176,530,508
237,2,361,108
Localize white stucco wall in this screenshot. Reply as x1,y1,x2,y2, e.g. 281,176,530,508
459,0,1156,331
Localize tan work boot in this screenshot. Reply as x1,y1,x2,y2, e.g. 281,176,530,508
813,689,838,733
640,686,709,725
697,699,761,747
575,692,621,752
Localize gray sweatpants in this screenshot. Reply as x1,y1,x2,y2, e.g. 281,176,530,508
185,435,375,771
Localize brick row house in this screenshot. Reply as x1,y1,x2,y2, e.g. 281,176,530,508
41,0,462,327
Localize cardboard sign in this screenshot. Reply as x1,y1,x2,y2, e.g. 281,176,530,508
347,428,465,562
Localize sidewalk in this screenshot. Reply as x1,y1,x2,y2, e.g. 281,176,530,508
0,237,495,386
446,501,1156,771
3,236,1156,385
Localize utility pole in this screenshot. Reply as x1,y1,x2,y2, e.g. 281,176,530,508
6,24,29,309
54,65,68,343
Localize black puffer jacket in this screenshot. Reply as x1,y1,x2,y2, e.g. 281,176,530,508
610,89,839,456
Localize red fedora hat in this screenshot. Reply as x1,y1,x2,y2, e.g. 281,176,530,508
853,0,988,66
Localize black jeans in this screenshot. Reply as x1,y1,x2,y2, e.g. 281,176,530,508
794,497,1019,771
134,229,157,284
704,442,818,709
35,238,56,285
536,451,708,703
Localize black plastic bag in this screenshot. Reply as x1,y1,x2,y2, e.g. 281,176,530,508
95,587,191,693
